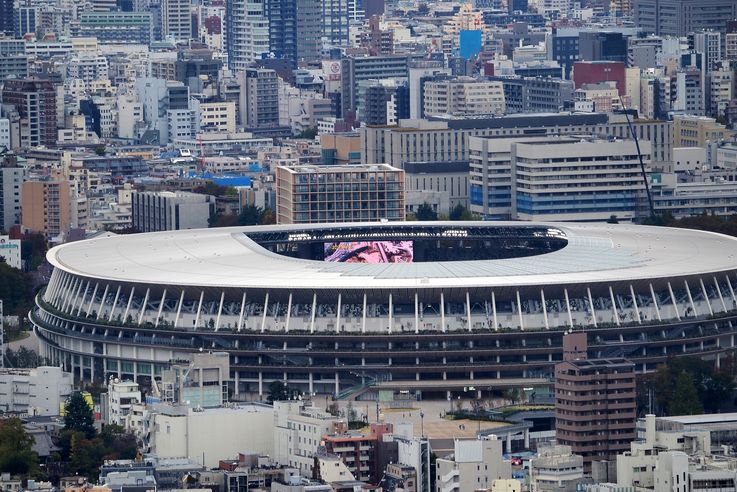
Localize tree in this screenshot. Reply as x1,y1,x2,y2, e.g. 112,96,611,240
0,418,37,476
296,127,318,139
94,145,106,156
415,203,438,221
267,381,302,403
669,372,704,416
238,205,265,226
449,204,475,221
64,392,96,439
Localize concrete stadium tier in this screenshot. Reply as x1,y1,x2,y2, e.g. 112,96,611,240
30,222,737,398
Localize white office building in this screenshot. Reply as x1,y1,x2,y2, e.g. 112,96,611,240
0,366,73,416
435,437,511,492
273,401,343,476
106,379,141,426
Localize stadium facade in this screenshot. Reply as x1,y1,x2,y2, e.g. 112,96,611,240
30,222,737,398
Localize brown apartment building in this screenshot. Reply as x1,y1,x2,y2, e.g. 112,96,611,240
21,180,71,237
554,333,637,469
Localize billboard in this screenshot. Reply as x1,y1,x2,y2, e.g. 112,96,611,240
324,241,414,263
322,60,342,81
459,30,483,60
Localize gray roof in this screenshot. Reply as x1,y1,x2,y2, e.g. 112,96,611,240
47,221,737,290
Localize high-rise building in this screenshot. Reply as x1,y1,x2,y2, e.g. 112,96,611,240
634,0,737,40
161,0,192,43
423,78,506,117
15,6,39,38
131,191,214,232
275,164,405,224
323,0,350,47
688,30,721,70
0,0,13,35
240,68,279,128
265,0,321,67
79,12,153,45
1,78,57,148
21,180,72,238
226,0,270,70
555,332,637,469
0,163,26,232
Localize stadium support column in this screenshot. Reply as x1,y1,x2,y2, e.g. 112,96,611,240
215,291,225,331
310,293,317,333
466,291,472,331
237,292,246,331
76,280,90,316
668,282,680,321
440,292,445,333
714,276,727,312
309,373,314,394
726,275,737,307
155,289,167,327
86,283,100,317
335,371,339,395
630,285,641,323
564,288,573,327
66,278,83,313
261,293,269,333
123,287,136,322
586,288,597,328
516,290,524,330
61,275,78,311
336,293,342,333
388,293,393,333
609,286,620,326
138,288,150,325
174,290,185,328
234,372,239,396
285,292,292,332
683,280,696,318
700,278,714,316
649,283,662,321
541,289,549,329
492,291,497,331
415,292,419,334
362,293,367,334
109,285,121,322
195,290,205,329
97,284,109,320
258,372,263,398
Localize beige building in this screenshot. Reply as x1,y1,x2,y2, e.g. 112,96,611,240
197,101,237,134
21,179,72,237
435,437,511,492
673,114,734,148
275,164,405,224
319,133,362,165
423,78,505,117
528,443,584,492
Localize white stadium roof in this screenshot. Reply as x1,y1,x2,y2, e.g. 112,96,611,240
47,222,737,290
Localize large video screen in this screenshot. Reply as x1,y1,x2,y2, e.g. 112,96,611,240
324,241,414,263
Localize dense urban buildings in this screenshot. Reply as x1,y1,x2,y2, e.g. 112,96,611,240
5,0,737,488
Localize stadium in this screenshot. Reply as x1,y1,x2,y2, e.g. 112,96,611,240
30,222,737,399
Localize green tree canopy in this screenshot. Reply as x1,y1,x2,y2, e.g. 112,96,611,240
415,203,438,221
64,392,96,439
0,418,37,476
449,204,475,221
669,372,704,416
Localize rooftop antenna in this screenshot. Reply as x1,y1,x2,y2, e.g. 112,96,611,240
619,97,656,221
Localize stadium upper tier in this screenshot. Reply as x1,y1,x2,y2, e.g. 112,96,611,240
31,222,737,396
46,222,737,289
